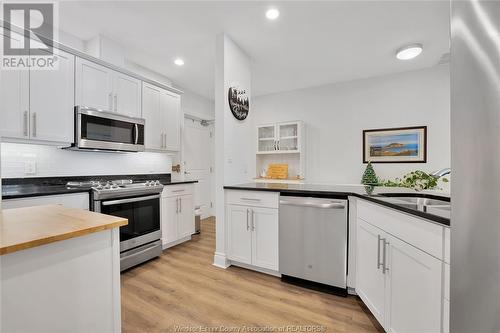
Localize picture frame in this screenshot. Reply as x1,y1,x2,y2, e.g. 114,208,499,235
363,126,427,163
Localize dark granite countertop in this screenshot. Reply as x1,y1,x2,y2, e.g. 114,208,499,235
2,174,197,200
224,183,450,226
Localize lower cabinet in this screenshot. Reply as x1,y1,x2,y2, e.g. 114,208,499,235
227,204,279,271
161,185,195,249
2,193,90,210
356,201,445,333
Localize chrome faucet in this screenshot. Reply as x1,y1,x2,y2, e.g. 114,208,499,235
431,168,451,178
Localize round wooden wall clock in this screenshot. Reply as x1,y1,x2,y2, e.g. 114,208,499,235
228,86,249,120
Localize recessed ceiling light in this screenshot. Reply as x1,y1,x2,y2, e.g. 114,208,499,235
266,8,280,20
396,44,423,60
174,58,184,66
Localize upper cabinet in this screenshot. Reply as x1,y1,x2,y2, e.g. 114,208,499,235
0,30,75,144
142,82,181,152
257,121,304,154
76,58,141,118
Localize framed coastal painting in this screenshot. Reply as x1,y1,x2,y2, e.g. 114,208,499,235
363,126,427,163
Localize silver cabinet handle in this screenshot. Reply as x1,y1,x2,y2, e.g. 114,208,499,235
23,110,28,136
279,199,345,209
172,189,185,193
382,240,389,274
179,197,182,213
246,208,250,231
251,209,255,231
114,93,117,112
240,197,261,202
108,92,113,110
176,197,179,214
377,235,383,270
32,112,37,137
277,140,280,150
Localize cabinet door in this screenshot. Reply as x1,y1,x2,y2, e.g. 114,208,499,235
257,124,277,153
75,58,113,110
162,91,181,151
113,72,141,117
277,122,299,152
178,194,195,238
384,234,442,333
226,205,252,265
142,83,164,150
0,31,29,139
251,207,279,270
356,218,386,325
161,196,178,246
30,49,75,143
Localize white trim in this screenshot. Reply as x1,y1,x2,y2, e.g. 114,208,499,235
213,252,230,269
162,235,192,250
229,260,281,277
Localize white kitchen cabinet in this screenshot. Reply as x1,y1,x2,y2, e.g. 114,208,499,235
142,82,181,152
226,196,279,272
257,121,304,154
75,57,114,111
356,199,446,333
163,90,181,151
76,57,141,117
356,218,386,325
227,205,253,265
30,49,75,143
2,192,90,210
161,184,195,249
251,207,279,270
385,232,442,333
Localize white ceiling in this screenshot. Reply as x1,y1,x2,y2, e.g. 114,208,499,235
58,1,450,100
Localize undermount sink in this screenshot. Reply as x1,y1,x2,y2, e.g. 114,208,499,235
380,195,451,210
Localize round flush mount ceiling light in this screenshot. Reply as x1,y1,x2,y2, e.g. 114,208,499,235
174,58,185,66
266,8,280,20
396,44,423,60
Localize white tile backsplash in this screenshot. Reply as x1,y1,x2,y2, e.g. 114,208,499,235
1,143,172,178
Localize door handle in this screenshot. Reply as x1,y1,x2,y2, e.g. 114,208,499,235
114,93,118,112
382,240,389,274
108,92,112,110
176,198,179,214
251,209,255,231
377,235,383,270
23,110,28,136
179,197,182,213
32,112,37,137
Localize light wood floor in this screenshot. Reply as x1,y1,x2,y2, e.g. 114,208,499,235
121,217,384,333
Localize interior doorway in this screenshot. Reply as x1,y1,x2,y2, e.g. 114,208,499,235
183,116,214,219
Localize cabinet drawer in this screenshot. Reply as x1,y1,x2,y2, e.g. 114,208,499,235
162,184,194,198
226,190,279,209
357,199,444,259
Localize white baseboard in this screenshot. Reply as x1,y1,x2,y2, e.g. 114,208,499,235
213,252,230,269
230,261,281,277
162,235,192,250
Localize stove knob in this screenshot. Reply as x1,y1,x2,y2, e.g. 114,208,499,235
155,180,161,186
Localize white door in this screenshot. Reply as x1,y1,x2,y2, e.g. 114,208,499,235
0,31,29,139
178,194,195,238
142,83,164,150
161,196,178,246
163,91,181,151
183,118,213,218
251,207,279,270
227,205,252,265
384,234,442,333
356,218,386,325
29,49,75,143
75,58,113,110
114,72,141,117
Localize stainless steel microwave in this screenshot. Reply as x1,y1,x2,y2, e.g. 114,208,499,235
73,106,145,152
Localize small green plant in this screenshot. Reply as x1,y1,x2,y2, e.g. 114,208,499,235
361,162,380,185
380,170,449,191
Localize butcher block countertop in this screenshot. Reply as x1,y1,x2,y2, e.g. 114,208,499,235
0,205,128,255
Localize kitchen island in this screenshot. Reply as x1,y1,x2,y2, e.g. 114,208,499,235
0,205,127,333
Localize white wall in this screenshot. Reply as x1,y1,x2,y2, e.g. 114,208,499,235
214,34,252,267
181,89,215,120
252,65,450,184
1,143,172,178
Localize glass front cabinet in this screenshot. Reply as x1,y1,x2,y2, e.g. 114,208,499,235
256,121,303,154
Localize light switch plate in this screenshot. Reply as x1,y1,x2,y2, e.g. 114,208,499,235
24,161,37,175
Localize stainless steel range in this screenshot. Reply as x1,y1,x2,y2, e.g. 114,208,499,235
69,179,163,271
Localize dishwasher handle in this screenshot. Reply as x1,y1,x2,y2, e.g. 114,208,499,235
279,199,345,209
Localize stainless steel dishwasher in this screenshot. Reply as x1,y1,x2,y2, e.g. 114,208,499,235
279,196,348,296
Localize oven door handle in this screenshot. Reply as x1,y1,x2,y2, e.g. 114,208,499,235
101,194,160,206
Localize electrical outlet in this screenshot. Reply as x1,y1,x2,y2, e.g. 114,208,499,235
24,161,37,175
